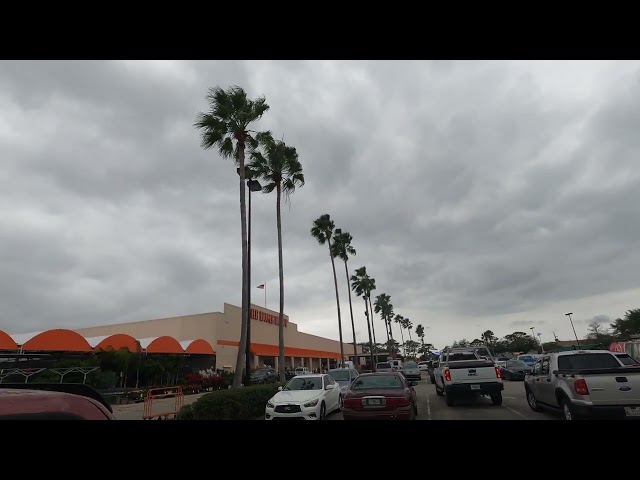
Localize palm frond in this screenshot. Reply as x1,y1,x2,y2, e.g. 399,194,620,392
311,214,334,244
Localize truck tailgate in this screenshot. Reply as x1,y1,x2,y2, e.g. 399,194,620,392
581,370,640,406
448,361,499,384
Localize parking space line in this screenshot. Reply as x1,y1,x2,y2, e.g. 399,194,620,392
505,406,528,419
426,395,431,420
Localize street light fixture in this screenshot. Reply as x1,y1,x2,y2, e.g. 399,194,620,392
237,166,262,386
565,312,581,349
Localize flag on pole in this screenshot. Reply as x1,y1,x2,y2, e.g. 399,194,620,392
256,284,265,289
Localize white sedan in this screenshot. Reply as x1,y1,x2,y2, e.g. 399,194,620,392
265,374,342,420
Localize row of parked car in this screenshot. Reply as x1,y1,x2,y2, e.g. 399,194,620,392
264,366,420,420
427,346,640,420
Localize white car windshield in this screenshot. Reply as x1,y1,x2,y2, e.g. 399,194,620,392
283,376,322,390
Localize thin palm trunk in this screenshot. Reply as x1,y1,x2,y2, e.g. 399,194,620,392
399,328,405,356
328,241,345,367
276,183,286,382
233,142,249,388
408,329,413,341
364,298,375,369
368,296,378,363
384,317,390,343
344,261,358,368
388,317,395,342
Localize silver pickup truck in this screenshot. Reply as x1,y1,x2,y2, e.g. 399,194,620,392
434,347,504,406
524,350,640,420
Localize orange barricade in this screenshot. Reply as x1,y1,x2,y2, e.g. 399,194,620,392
142,386,185,420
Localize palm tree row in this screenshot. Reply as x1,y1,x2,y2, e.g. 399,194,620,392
194,85,432,384
195,86,304,386
311,214,434,368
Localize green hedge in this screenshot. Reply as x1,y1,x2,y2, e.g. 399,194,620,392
177,383,283,420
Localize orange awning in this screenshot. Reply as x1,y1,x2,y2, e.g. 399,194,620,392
0,330,18,350
185,339,216,355
22,329,93,352
95,333,141,352
145,336,184,354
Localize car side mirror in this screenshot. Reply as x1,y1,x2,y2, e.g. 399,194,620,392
325,384,333,390
277,386,283,391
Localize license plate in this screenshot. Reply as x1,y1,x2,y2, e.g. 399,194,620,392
470,384,480,390
624,407,640,417
366,398,383,406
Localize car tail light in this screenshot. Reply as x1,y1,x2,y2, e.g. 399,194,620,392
444,369,451,382
387,397,411,407
574,379,589,396
343,398,361,409
495,367,502,379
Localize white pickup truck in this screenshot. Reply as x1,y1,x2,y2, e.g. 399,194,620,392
434,347,504,406
524,350,640,420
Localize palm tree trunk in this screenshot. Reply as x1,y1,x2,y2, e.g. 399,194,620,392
328,241,345,367
344,260,358,368
408,329,413,341
276,183,286,383
233,141,249,388
399,328,405,356
367,296,378,363
364,298,375,370
387,316,395,345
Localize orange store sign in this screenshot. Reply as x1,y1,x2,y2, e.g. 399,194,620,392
251,308,288,327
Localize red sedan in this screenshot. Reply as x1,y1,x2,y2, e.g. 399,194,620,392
342,372,418,420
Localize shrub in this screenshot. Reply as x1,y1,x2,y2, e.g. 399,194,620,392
176,403,195,420
177,383,283,420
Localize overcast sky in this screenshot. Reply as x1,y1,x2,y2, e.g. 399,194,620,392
2,60,640,349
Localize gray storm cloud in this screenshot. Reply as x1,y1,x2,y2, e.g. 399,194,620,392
1,60,639,347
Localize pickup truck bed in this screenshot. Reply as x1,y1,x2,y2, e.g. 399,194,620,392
435,351,504,406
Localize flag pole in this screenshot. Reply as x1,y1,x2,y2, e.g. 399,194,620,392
264,282,267,309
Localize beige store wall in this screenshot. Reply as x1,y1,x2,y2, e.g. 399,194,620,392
74,312,221,345
216,303,362,371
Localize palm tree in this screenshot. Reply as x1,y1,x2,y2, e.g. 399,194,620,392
311,214,345,367
331,229,358,368
366,276,379,362
406,318,413,341
416,324,425,352
351,266,375,369
195,85,269,388
250,132,304,382
395,314,406,355
374,293,394,354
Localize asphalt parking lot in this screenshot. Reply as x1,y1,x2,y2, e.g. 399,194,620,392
327,376,559,420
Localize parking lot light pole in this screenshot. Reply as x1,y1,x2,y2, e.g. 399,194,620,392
565,312,581,349
238,167,262,386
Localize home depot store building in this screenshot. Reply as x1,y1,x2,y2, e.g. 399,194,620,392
74,303,362,371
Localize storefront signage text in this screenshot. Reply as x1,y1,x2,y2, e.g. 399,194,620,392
251,308,288,327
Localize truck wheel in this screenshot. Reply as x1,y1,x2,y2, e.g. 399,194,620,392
491,393,503,406
560,397,579,421
435,382,443,396
525,387,543,412
445,392,455,406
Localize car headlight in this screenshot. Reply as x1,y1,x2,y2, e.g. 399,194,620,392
341,385,348,391
266,401,275,409
304,399,319,408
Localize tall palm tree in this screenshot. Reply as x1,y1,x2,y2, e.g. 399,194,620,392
416,324,425,350
366,276,378,362
406,318,413,341
395,314,406,355
374,293,394,353
195,85,269,388
250,132,304,382
351,266,375,369
311,214,345,367
331,229,358,368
